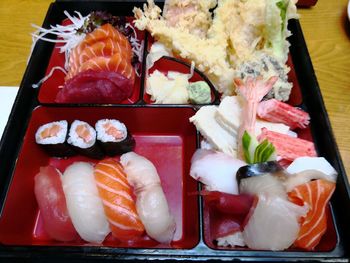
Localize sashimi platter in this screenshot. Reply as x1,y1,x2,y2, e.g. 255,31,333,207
0,0,349,262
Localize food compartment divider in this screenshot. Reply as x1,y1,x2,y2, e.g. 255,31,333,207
0,1,348,262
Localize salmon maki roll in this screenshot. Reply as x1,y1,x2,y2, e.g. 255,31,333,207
288,179,336,250
95,119,135,156
67,120,104,159
35,120,75,157
94,159,144,240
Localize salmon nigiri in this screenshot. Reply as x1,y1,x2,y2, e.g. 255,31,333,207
94,159,144,240
288,179,336,250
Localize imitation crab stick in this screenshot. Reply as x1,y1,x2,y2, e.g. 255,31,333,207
257,99,310,129
258,128,317,162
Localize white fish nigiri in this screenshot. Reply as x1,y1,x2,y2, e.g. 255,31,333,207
120,152,176,244
190,149,246,195
61,162,110,243
243,194,307,251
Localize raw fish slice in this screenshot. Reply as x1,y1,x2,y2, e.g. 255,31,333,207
56,70,134,103
288,179,336,250
61,162,110,244
94,159,144,240
190,149,245,194
258,128,317,162
120,152,176,244
243,194,307,251
257,99,310,129
34,166,78,242
68,38,131,78
81,24,132,55
70,53,135,81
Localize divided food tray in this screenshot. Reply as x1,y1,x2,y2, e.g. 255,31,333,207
0,1,349,262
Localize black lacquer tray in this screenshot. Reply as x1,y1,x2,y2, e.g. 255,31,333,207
0,1,349,262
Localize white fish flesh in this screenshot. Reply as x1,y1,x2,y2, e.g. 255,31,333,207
61,162,110,243
243,194,308,250
120,152,176,244
190,149,246,195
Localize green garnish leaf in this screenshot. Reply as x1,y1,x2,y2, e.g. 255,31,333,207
242,131,276,164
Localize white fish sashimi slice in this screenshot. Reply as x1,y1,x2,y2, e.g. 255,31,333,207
61,162,110,244
286,157,338,180
239,173,287,199
120,152,176,244
190,149,245,195
243,194,308,251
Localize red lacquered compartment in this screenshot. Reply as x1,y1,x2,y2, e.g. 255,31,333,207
202,124,338,252
144,56,218,104
38,17,145,104
0,106,199,249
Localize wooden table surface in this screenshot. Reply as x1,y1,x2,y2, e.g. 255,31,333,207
0,0,349,180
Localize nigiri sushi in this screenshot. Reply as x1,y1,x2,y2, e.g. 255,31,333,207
94,159,144,240
61,162,110,243
120,152,176,244
34,166,78,242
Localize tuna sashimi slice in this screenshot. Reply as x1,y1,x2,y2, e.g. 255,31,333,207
257,99,310,129
56,70,134,103
288,179,336,250
94,159,144,240
34,166,78,242
258,128,317,162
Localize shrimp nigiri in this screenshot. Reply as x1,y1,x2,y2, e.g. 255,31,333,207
120,152,176,244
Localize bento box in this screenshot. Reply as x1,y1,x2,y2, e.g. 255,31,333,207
0,0,349,262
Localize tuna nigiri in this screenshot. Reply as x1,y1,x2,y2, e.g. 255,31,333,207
94,159,144,240
34,166,78,242
61,162,110,243
120,152,176,244
288,179,336,250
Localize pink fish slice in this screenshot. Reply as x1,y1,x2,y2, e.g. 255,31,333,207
258,128,317,162
234,76,278,157
257,99,310,129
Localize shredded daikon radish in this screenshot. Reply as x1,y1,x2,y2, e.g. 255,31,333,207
30,11,88,70
126,22,144,77
32,66,67,89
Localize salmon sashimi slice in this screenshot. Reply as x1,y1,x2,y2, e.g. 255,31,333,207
288,179,336,250
68,37,131,78
81,24,132,55
68,53,135,81
40,124,61,138
258,128,317,162
94,159,144,240
257,99,310,130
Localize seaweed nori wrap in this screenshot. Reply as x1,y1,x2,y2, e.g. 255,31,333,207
95,119,135,156
35,120,75,157
67,120,104,159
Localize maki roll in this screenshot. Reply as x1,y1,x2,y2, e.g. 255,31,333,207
67,120,104,159
95,119,135,156
35,120,75,157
